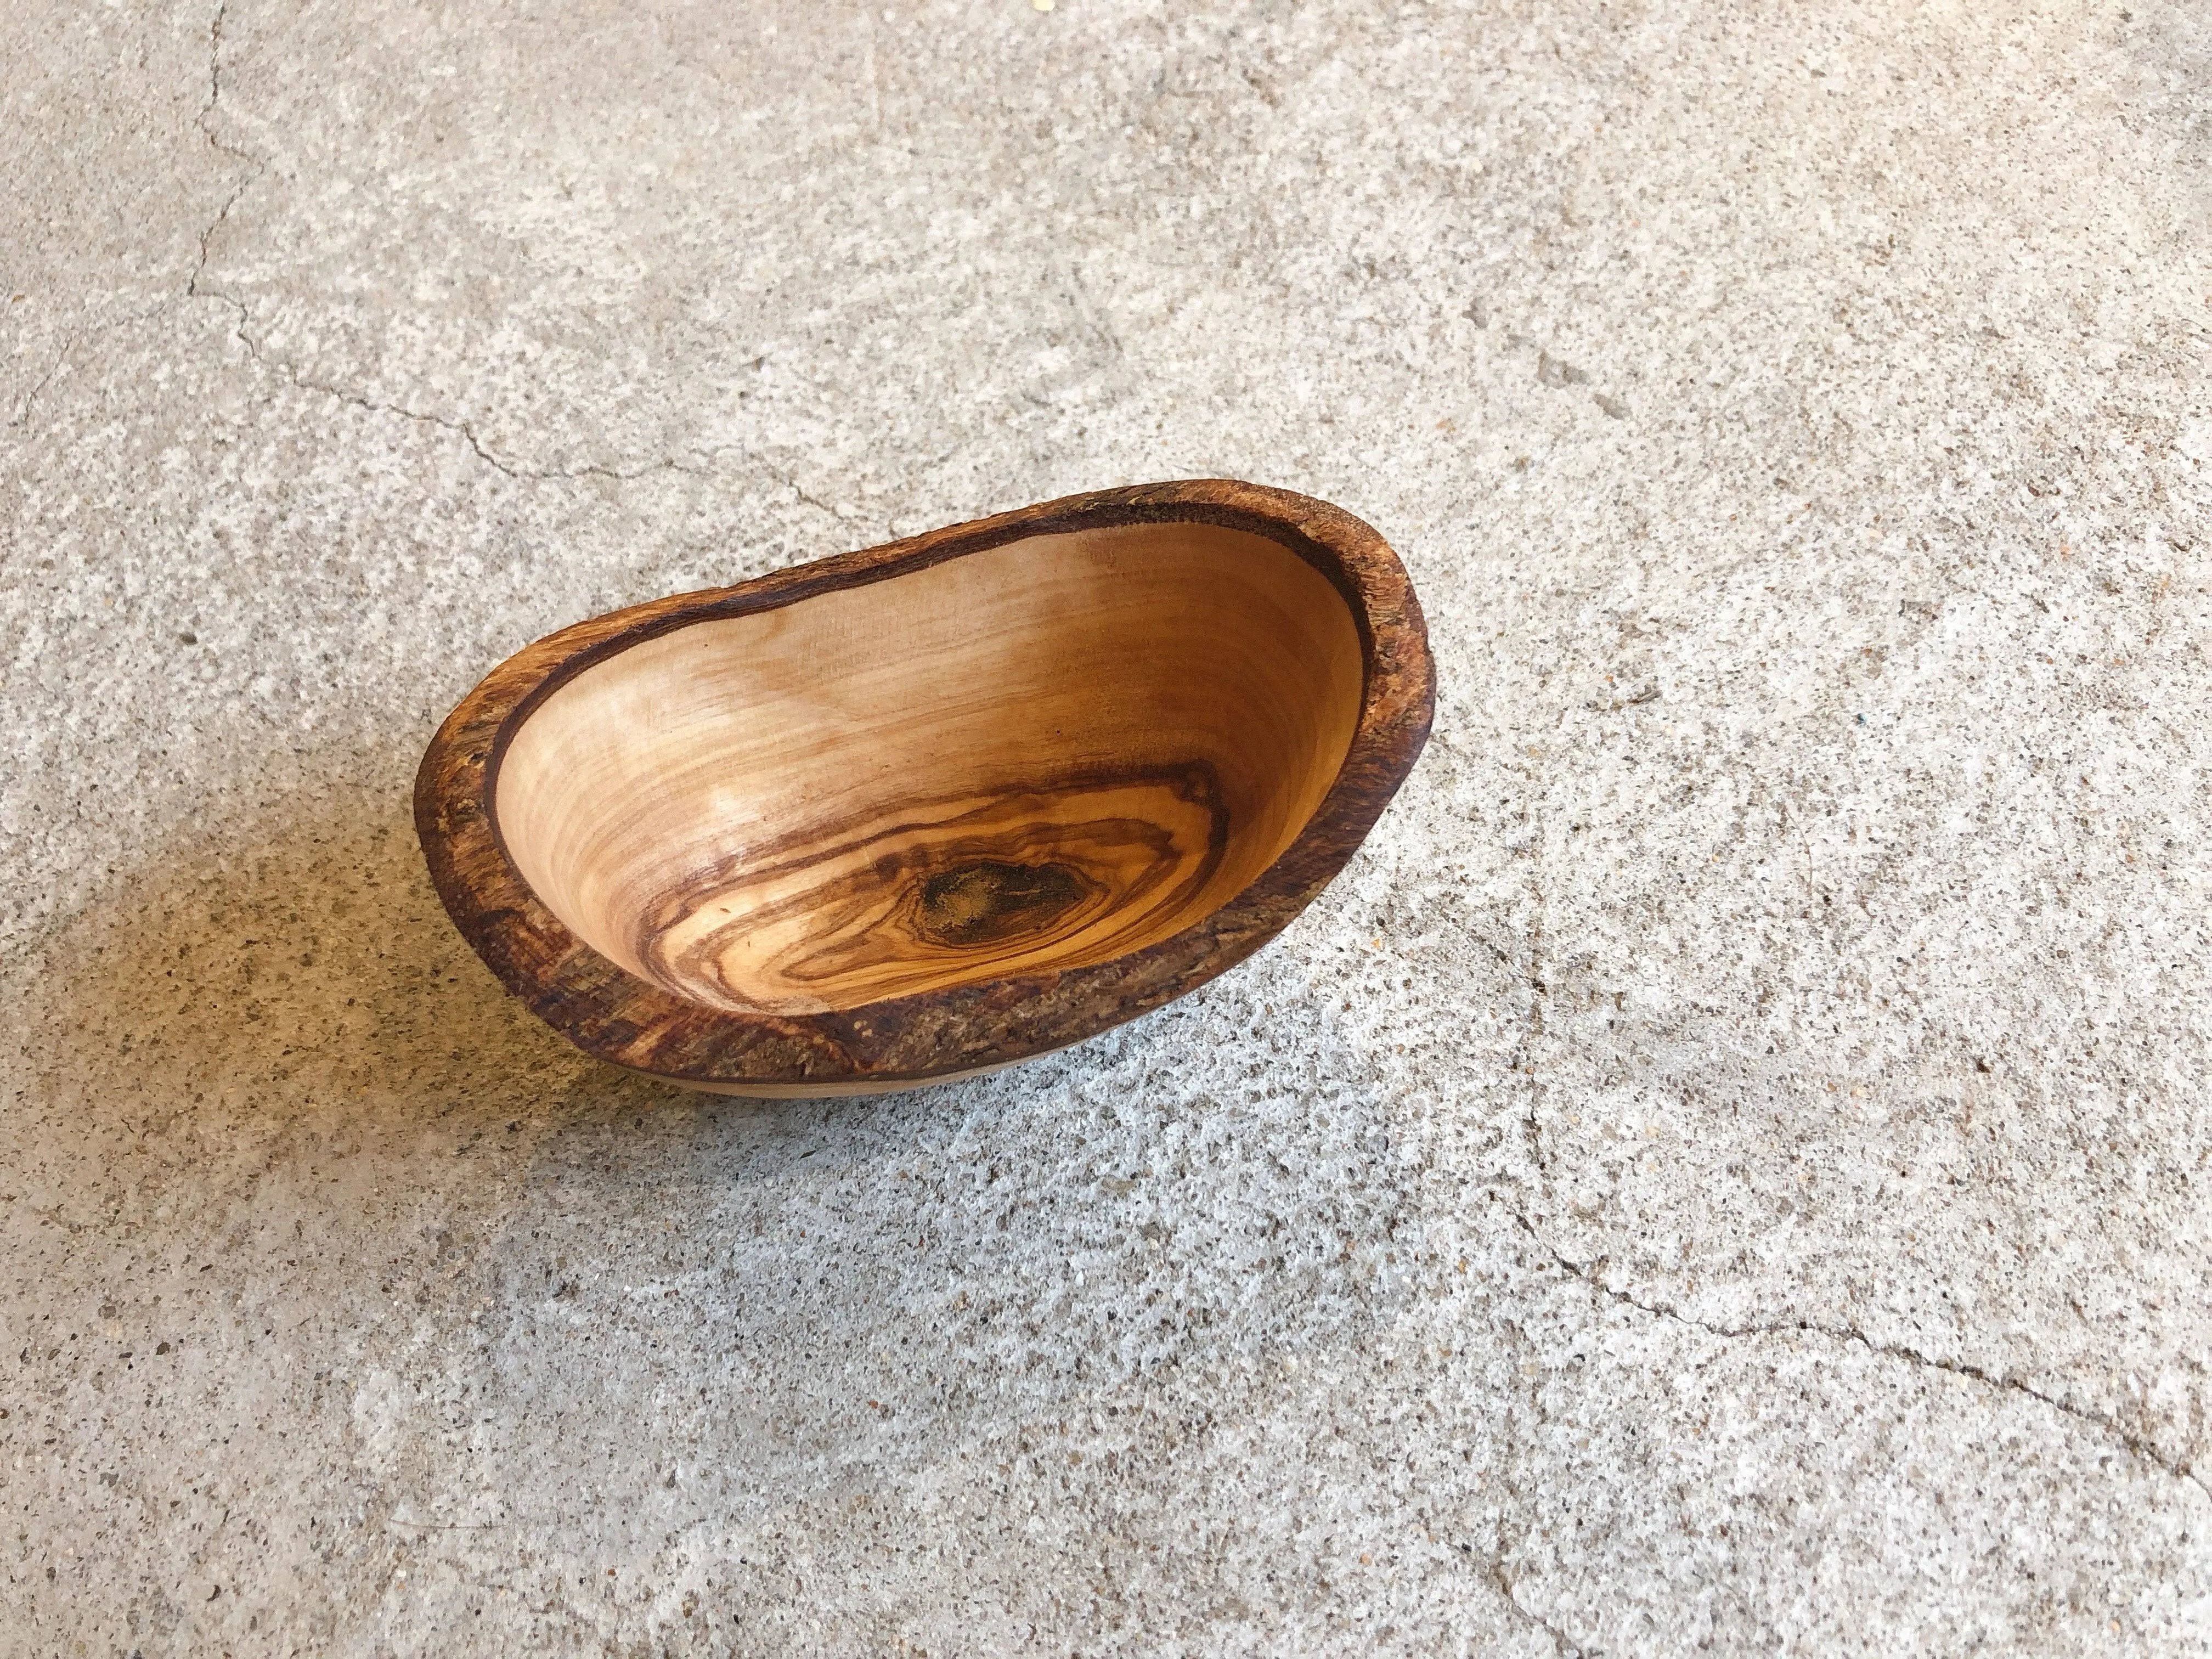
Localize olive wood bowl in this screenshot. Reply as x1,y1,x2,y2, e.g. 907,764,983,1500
415,479,1433,1096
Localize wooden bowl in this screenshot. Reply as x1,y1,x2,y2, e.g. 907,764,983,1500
415,480,1432,1096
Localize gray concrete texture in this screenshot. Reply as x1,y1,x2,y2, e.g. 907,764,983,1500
3,0,2210,1651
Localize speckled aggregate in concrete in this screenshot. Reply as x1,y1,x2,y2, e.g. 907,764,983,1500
4,1,2210,1653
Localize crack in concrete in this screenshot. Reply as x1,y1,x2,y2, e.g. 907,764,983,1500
748,457,875,531
187,0,266,306
1508,1207,2211,1504
180,3,878,506
235,329,719,484
182,1,720,488
199,274,719,486
7,331,77,430
11,3,253,432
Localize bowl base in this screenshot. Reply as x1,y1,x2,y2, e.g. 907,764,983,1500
611,1045,1073,1099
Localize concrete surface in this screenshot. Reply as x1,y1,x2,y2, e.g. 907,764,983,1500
4,0,2210,1652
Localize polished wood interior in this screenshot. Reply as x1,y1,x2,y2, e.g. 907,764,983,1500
493,521,1364,1016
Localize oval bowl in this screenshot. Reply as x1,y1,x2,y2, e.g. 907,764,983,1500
415,479,1434,1096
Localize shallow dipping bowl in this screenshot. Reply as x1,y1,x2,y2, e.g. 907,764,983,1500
415,480,1432,1095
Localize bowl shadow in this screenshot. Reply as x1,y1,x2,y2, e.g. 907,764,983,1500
4,775,1445,1628
13,781,1015,1169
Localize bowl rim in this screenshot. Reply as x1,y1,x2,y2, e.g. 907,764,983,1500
414,478,1435,1092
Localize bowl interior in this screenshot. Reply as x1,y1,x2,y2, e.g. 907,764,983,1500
494,521,1365,1014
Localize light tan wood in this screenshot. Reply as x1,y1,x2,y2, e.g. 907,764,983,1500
494,521,1364,1018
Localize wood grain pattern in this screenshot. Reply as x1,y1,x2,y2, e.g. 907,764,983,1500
415,480,1434,1096
634,766,1230,1015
